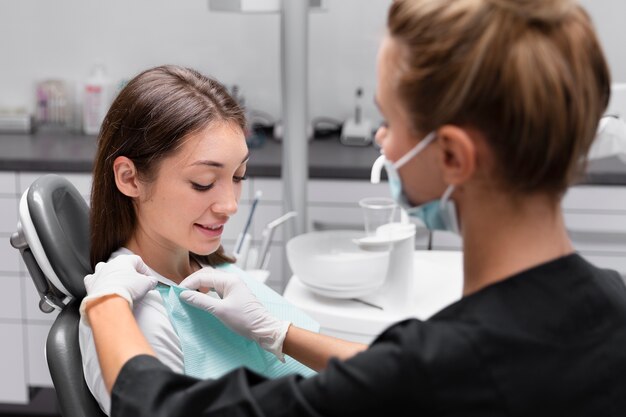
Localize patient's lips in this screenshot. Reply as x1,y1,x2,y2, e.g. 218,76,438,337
194,222,224,238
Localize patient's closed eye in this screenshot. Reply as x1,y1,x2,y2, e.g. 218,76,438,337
191,182,215,191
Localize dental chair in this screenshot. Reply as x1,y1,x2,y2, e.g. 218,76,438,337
10,174,106,417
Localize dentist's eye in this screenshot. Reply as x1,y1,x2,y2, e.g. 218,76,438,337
191,182,215,192
233,175,248,183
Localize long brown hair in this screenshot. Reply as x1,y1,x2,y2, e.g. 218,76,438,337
388,0,611,195
90,65,246,268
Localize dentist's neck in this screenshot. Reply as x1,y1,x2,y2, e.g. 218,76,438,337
459,189,574,296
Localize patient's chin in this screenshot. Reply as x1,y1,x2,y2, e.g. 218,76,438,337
193,242,221,257
189,246,219,260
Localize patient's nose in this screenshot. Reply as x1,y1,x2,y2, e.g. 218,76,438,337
212,186,239,216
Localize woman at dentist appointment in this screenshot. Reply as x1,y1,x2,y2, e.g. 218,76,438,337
79,65,316,416
81,0,626,415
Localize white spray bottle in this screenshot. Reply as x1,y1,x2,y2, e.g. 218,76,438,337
82,64,112,135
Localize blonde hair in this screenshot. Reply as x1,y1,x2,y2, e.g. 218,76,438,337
387,0,611,194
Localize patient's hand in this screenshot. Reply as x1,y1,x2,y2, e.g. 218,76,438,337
80,254,158,323
180,268,290,361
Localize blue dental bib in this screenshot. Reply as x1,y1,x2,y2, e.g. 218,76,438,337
156,263,318,379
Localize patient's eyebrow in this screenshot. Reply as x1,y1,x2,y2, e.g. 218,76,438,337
192,160,224,168
191,153,250,168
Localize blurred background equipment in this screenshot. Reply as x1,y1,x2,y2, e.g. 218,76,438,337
340,87,373,146
36,80,70,128
0,108,34,134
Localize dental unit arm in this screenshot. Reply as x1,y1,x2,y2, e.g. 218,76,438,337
370,154,410,225
350,154,417,313
256,211,297,270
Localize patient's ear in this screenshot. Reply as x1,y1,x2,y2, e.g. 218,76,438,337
113,156,141,197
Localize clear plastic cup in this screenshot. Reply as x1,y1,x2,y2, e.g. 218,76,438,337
358,197,397,236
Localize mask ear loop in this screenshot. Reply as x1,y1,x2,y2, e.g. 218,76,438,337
393,131,437,169
441,184,455,202
440,185,460,234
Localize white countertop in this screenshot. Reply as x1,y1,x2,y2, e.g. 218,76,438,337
283,250,464,343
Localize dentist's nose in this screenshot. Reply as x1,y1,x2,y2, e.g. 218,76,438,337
375,124,388,147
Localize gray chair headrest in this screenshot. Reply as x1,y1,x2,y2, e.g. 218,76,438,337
27,175,91,299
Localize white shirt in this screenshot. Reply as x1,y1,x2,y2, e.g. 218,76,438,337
78,248,185,415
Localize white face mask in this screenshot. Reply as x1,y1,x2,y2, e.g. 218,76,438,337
371,131,460,234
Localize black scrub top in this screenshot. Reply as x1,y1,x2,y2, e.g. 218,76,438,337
111,254,626,416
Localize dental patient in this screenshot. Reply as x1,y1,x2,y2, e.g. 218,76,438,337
78,65,315,415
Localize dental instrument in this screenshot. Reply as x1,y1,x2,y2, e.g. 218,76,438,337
234,190,262,268
256,211,297,269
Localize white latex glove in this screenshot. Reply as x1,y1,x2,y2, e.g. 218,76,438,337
180,268,290,361
79,254,158,324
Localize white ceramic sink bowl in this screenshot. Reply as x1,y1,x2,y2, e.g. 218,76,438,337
286,230,389,291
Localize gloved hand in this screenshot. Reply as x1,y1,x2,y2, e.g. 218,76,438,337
80,254,158,323
180,268,290,361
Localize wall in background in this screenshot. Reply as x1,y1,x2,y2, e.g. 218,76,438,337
0,0,624,126
581,0,626,83
0,0,387,127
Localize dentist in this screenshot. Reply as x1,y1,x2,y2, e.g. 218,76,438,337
82,0,626,415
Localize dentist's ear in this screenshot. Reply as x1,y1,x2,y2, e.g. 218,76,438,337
113,156,141,198
437,125,477,186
